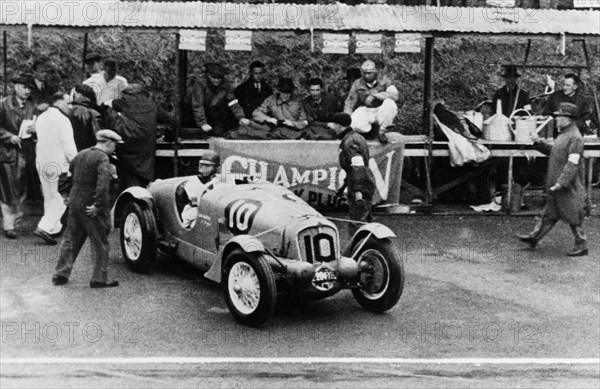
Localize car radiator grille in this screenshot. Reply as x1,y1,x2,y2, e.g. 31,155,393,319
297,226,338,263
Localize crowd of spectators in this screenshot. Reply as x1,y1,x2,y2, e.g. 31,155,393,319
0,52,171,243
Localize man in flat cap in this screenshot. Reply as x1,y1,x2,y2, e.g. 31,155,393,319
330,112,376,237
234,60,273,118
344,59,399,141
0,73,37,239
518,103,588,257
52,129,123,288
191,63,249,138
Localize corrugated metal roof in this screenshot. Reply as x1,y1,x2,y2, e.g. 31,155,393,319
1,1,599,35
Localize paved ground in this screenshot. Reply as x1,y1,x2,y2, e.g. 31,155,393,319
1,211,598,388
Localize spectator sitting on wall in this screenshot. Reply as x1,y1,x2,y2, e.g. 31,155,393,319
228,77,308,140
191,63,249,138
302,78,340,140
344,59,399,143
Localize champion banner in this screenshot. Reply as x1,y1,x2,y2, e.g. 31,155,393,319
211,139,404,211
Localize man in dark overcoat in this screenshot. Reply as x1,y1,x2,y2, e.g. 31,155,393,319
52,130,123,288
104,83,172,192
69,83,101,151
0,74,37,239
332,113,376,237
518,103,588,257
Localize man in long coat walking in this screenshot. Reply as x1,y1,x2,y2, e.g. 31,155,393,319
0,74,37,239
518,103,588,256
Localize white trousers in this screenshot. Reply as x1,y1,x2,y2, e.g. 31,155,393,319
36,163,66,234
1,201,23,231
350,99,398,134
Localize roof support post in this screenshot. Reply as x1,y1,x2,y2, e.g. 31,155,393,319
82,33,88,79
173,33,185,177
423,36,435,213
3,31,7,96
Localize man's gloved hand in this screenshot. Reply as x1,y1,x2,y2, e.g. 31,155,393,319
201,124,213,132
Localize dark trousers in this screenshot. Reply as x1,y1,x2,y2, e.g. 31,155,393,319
528,216,587,250
347,191,372,237
54,206,111,283
22,138,42,202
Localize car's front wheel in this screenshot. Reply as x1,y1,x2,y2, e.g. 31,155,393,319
351,237,404,312
119,201,157,274
222,249,276,327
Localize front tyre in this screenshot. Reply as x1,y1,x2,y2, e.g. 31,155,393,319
119,201,157,273
351,237,404,312
222,249,276,327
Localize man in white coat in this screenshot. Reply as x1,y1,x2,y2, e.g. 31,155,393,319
343,59,399,141
33,93,78,245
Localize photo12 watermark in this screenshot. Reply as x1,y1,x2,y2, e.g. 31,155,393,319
1,321,140,344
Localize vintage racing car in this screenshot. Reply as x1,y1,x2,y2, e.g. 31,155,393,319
113,176,405,327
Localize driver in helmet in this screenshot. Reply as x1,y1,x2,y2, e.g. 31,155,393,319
181,150,221,228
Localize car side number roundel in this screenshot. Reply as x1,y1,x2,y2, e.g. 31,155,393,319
225,199,262,235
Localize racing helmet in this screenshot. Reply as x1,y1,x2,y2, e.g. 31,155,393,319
199,150,220,166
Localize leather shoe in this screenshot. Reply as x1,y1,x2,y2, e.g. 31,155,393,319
567,248,588,257
34,228,57,245
518,234,538,249
52,275,68,286
90,281,119,288
4,229,17,239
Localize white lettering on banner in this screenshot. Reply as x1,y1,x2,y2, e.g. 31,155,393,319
370,151,395,201
222,153,394,198
291,168,311,186
273,165,289,187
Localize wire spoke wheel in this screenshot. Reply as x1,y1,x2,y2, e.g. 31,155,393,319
228,262,261,315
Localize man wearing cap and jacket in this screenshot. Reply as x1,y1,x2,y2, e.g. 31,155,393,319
0,74,37,239
191,63,249,137
518,102,588,257
344,60,399,140
52,129,123,288
331,112,376,237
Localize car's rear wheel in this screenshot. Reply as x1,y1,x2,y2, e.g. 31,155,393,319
222,249,276,327
351,237,404,312
120,201,157,273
